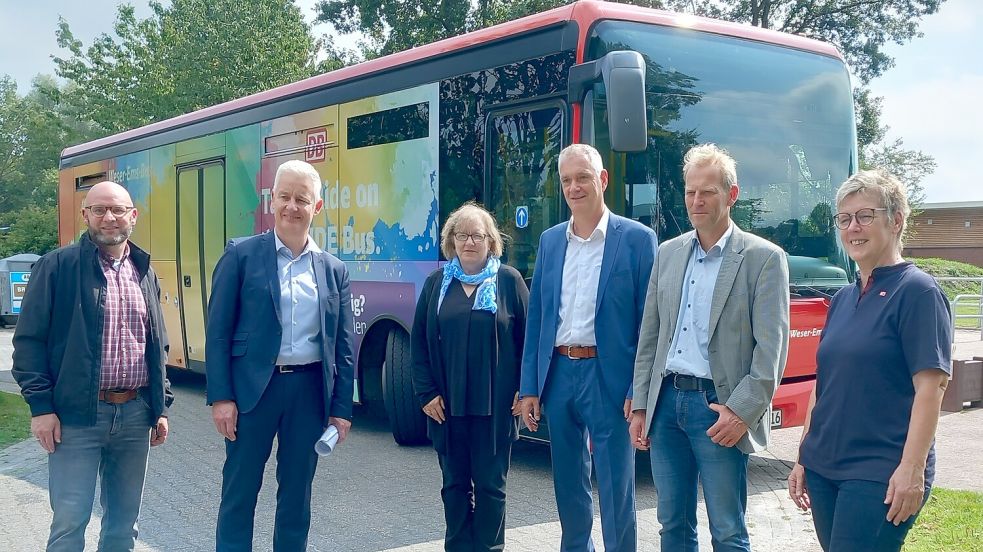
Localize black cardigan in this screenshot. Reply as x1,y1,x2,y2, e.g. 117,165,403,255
410,264,529,455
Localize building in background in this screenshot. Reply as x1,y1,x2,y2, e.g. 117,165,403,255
905,201,983,267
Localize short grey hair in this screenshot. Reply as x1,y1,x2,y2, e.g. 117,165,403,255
683,144,738,190
440,202,504,259
274,160,322,200
835,168,910,249
558,144,604,177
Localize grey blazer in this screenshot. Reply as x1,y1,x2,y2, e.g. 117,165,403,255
632,225,790,453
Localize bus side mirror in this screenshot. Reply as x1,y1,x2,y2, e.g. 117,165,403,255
568,51,648,152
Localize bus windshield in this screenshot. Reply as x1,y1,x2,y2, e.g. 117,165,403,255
587,20,856,291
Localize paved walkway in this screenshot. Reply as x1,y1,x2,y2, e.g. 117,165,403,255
954,328,983,361
1,327,981,550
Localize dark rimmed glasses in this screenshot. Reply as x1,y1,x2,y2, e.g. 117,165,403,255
85,205,134,217
833,208,887,230
453,232,487,243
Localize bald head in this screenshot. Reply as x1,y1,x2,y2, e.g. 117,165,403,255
84,181,134,208
82,181,138,252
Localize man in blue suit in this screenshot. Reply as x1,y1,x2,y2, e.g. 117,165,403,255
206,159,355,551
520,144,657,552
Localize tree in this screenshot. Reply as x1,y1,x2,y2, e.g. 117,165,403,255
863,139,934,208
55,0,322,137
316,0,943,184
0,205,60,258
319,0,943,83
0,76,74,219
853,88,933,207
315,0,667,58
0,76,28,206
666,1,944,84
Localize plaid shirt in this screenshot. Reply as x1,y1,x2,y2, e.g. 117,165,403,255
99,245,149,390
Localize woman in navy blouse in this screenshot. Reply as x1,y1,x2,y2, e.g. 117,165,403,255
787,169,952,551
410,202,529,551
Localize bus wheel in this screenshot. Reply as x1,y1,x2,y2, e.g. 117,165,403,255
383,328,428,446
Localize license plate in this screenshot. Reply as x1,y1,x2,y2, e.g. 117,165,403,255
770,409,783,429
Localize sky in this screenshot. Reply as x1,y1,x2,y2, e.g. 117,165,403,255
1,0,980,203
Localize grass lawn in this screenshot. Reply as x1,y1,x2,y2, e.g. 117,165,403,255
904,488,983,551
0,391,31,449
954,302,982,330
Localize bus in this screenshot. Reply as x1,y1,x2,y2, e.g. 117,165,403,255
58,0,855,445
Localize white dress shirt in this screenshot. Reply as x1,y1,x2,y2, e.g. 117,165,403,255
554,208,610,347
664,222,734,379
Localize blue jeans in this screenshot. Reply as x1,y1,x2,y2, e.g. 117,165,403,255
804,468,928,552
47,396,153,551
648,383,750,552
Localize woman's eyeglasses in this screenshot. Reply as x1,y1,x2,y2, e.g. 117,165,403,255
453,232,487,243
833,208,887,230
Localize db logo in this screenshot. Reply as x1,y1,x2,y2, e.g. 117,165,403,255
306,129,327,162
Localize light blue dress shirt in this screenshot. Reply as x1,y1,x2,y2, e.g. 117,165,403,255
274,232,322,366
664,223,734,379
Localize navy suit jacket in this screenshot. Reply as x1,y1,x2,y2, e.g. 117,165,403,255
520,213,657,405
205,231,355,422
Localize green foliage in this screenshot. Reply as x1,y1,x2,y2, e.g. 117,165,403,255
318,0,945,87
863,138,935,209
910,257,983,301
672,0,945,84
904,488,983,551
316,0,943,188
0,392,31,450
2,1,330,258
0,75,72,254
55,0,321,137
315,0,668,58
0,204,60,258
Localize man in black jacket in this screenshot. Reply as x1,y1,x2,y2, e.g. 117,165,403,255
12,181,173,552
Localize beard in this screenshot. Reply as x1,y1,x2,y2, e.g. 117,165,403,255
88,225,133,246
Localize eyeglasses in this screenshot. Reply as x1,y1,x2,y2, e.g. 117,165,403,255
453,232,487,243
833,208,887,230
85,205,134,217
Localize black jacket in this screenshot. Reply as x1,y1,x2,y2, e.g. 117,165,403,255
410,264,529,455
12,234,173,425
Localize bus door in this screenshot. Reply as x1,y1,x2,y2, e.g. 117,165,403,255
485,102,565,279
176,161,226,368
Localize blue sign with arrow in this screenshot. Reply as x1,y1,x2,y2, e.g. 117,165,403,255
515,206,529,229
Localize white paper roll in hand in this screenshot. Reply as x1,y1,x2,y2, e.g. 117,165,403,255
315,425,340,457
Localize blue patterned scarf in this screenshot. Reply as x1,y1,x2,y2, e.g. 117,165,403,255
438,256,500,314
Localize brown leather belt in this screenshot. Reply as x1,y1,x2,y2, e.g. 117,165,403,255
98,389,139,404
555,345,598,360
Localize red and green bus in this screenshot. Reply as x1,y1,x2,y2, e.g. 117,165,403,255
59,0,855,444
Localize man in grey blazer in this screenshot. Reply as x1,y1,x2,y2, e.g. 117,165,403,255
629,144,789,552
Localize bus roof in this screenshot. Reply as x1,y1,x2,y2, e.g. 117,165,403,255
61,0,843,161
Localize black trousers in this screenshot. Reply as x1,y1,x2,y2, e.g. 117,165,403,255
438,415,513,552
216,369,325,552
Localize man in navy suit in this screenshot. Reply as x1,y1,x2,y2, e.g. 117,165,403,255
520,144,657,551
206,159,355,551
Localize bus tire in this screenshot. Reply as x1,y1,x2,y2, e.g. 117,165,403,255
383,328,428,446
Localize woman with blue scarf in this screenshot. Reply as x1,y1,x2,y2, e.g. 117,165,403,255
411,202,529,551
